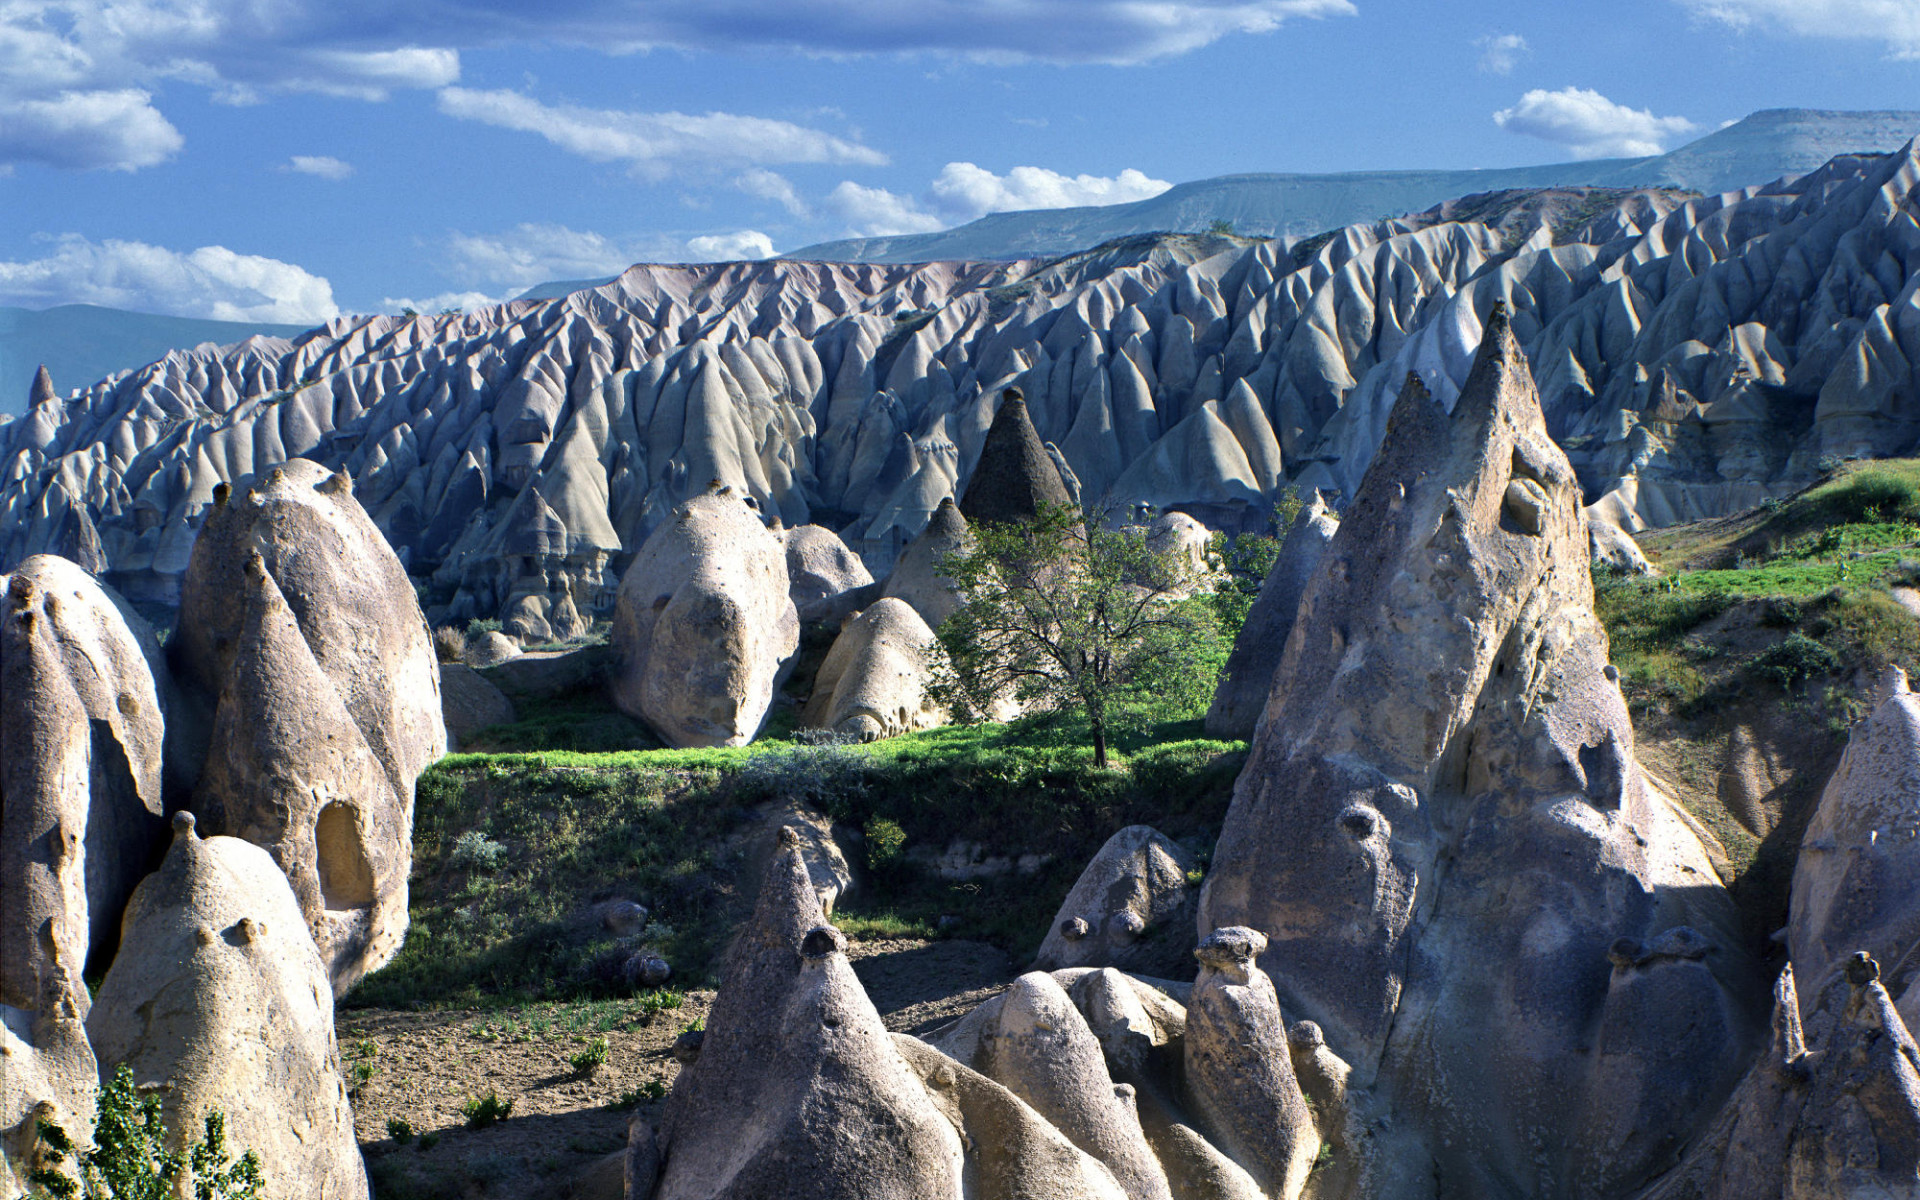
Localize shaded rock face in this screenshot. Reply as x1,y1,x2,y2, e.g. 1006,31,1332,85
438,663,515,749
1204,491,1337,740
881,497,971,631
801,598,943,743
170,460,444,994
650,833,964,1199
1199,311,1759,1198
782,523,873,619
958,389,1075,527
1,555,167,1007
1035,826,1199,979
87,814,368,1200
610,488,799,748
1789,667,1920,1006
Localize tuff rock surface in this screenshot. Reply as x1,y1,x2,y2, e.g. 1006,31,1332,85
881,496,971,630
18,152,1919,620
169,459,442,994
1199,310,1760,1198
87,813,368,1200
609,487,799,747
1034,825,1199,979
800,597,944,742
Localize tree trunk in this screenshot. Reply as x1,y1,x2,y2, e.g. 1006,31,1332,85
1091,718,1108,769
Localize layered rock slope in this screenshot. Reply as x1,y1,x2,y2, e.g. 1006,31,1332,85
1199,310,1761,1198
5,146,1917,626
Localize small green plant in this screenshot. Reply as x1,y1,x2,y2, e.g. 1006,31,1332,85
863,815,907,871
568,1036,611,1078
465,617,503,638
346,1059,377,1092
462,1091,514,1129
385,1118,413,1144
28,1064,265,1199
1751,632,1839,689
448,830,507,873
615,1078,670,1109
416,1132,440,1152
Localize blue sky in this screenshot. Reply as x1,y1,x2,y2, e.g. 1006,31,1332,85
1,0,1916,319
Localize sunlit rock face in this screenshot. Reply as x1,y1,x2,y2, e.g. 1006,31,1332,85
4,147,1916,617
1200,310,1762,1199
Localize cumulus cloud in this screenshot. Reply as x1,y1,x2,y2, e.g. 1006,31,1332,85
285,154,353,180
825,163,1172,237
735,168,809,217
929,163,1172,217
1676,0,1920,57
686,231,777,261
0,89,183,171
1493,87,1699,159
380,290,505,314
437,87,886,178
1474,33,1528,74
445,223,637,291
0,235,339,322
825,182,949,237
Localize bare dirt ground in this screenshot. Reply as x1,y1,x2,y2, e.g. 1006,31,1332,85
344,937,1012,1199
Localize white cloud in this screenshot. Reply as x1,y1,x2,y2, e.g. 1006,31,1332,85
1474,33,1528,75
1676,0,1920,58
380,290,504,314
1493,87,1699,159
825,163,1172,237
0,89,182,171
825,182,949,237
686,231,776,261
445,224,637,291
0,235,339,323
285,154,353,180
436,87,888,179
929,163,1172,218
735,168,809,217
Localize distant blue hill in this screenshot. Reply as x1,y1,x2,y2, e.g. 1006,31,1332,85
785,108,1920,263
0,305,312,416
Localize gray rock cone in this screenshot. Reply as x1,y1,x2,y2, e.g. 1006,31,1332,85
1204,491,1337,740
960,388,1074,527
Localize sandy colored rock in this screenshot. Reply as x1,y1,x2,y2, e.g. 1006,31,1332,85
801,598,944,742
960,389,1074,528
1,556,167,1010
1790,666,1920,1003
784,524,874,616
438,663,516,748
882,497,972,630
974,972,1172,1200
735,797,856,917
610,488,799,748
1182,929,1317,1200
893,1032,1130,1200
1143,512,1215,588
87,813,368,1200
1586,508,1653,574
1199,310,1757,1198
1716,724,1777,837
465,629,522,667
170,459,445,817
1034,826,1198,979
651,832,963,1199
1204,492,1337,740
190,552,410,995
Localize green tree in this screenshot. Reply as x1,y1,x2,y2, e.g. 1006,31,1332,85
28,1065,264,1200
932,504,1223,767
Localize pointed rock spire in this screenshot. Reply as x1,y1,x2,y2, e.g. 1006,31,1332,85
29,364,55,408
960,387,1074,526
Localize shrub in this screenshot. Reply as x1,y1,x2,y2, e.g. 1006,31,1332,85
465,618,503,639
568,1037,610,1078
461,1091,513,1129
386,1118,413,1144
1751,632,1838,689
1818,467,1920,524
863,816,907,871
433,626,468,664
29,1064,265,1199
448,830,506,873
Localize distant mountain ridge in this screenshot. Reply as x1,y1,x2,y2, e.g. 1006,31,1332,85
786,108,1920,263
0,305,311,417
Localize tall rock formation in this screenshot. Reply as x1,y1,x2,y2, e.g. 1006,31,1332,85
959,387,1074,527
800,597,943,742
170,459,444,993
87,813,370,1200
648,829,965,1198
1199,309,1759,1198
610,487,800,748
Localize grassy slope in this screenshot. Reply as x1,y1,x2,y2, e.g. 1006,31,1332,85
1597,459,1920,949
